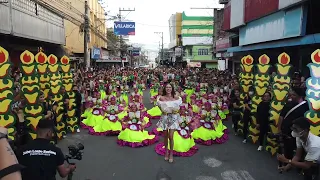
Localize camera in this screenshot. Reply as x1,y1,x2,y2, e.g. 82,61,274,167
66,143,84,161
65,143,84,180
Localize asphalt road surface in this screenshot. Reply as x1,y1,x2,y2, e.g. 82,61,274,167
57,90,302,180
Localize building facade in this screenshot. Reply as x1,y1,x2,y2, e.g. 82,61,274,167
168,12,215,68
0,0,65,66
221,0,320,76
64,0,108,66
181,12,215,68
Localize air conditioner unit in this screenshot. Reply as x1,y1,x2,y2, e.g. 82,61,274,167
219,0,229,4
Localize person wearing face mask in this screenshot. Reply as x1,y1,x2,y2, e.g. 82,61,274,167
242,88,254,143
278,87,309,170
277,117,320,180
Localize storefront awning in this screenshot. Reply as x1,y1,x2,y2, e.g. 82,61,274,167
227,33,320,53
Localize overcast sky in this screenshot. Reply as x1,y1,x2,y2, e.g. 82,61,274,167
102,0,223,61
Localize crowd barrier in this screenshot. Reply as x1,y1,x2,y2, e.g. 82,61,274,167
0,46,78,140
238,50,320,155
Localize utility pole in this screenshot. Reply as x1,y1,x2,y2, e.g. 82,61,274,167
154,32,164,64
84,1,90,69
118,8,135,67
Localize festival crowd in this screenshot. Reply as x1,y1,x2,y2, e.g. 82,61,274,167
0,66,319,180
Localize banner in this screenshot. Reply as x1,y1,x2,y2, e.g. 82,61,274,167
91,47,101,60
132,47,140,56
114,22,135,36
187,62,201,67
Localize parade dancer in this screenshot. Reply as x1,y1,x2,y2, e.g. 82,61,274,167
156,83,182,163
147,86,163,119
155,104,198,157
191,102,229,145
89,96,125,136
81,91,103,129
117,103,158,148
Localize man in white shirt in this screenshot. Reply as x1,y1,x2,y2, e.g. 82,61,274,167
277,117,320,180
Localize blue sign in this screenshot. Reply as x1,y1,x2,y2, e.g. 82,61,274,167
132,47,140,56
114,22,135,36
91,47,101,60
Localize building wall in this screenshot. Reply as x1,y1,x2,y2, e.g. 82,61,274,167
0,0,65,45
185,45,213,61
176,13,182,45
168,13,182,49
64,0,107,54
181,12,213,45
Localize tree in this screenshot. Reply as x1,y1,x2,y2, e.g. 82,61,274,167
107,28,119,55
107,28,128,56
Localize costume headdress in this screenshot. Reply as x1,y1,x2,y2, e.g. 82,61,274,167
204,101,212,107
109,95,116,101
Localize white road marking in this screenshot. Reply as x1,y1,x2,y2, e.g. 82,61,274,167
221,170,255,180
196,176,217,180
221,170,242,180
238,170,255,180
203,157,222,168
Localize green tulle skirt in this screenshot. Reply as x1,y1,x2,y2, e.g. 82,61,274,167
191,120,227,141
81,112,104,128
184,89,194,103
170,131,196,152
147,106,162,117
118,129,155,143
150,89,158,97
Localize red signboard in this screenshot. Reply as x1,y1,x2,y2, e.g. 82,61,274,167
222,2,231,30
216,38,230,51
244,0,279,23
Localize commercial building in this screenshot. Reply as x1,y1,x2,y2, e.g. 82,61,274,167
168,12,216,68
168,13,183,65
64,0,108,66
221,0,320,76
0,0,65,66
0,0,110,68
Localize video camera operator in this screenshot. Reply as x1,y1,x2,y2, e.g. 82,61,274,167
277,87,309,171
277,117,320,180
17,120,76,180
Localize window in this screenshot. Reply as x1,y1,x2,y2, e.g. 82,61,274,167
198,49,209,56
188,49,192,56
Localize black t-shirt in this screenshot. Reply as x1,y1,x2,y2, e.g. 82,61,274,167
231,98,242,113
42,102,51,116
17,138,65,180
243,96,252,115
281,101,309,135
62,93,69,113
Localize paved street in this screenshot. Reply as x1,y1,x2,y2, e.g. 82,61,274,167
57,90,302,180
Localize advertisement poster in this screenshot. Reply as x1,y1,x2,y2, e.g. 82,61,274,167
114,22,135,36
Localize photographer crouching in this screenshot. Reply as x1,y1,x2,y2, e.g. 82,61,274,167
17,119,76,180
277,117,320,180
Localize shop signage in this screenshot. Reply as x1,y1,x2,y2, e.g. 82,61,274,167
97,55,128,63
91,47,101,60
216,38,231,51
114,22,135,36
